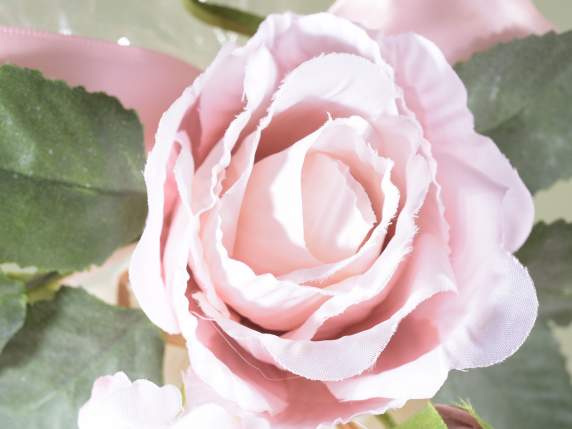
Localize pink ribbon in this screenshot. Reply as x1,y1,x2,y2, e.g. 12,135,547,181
0,26,200,151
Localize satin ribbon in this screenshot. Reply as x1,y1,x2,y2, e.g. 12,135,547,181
0,26,200,150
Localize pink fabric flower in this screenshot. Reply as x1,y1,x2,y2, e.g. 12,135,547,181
78,372,269,429
329,0,552,63
130,13,536,428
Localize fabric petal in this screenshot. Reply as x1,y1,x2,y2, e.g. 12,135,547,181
181,312,289,415
442,251,537,369
326,299,451,401
302,152,376,263
182,345,401,429
278,116,398,287
253,13,385,72
129,85,198,333
200,127,333,332
233,129,321,274
286,151,431,341
269,51,397,123
380,33,534,252
194,232,453,383
174,404,271,429
78,372,182,429
331,0,552,63
202,210,331,331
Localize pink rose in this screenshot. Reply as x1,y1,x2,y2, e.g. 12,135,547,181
130,13,536,428
330,0,552,63
78,372,269,429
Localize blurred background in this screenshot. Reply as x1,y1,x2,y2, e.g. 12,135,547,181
0,0,570,425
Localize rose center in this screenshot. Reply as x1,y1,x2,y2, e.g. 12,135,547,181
233,139,377,276
301,152,376,263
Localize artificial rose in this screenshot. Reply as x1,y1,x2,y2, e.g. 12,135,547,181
130,12,536,429
78,372,269,429
329,0,552,63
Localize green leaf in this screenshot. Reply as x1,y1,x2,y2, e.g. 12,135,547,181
517,220,572,325
394,403,447,429
435,322,572,429
0,287,164,429
456,31,572,193
0,273,26,353
376,412,398,428
0,65,147,272
182,0,264,36
517,220,572,326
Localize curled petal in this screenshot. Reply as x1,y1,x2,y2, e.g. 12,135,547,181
442,251,537,369
380,33,534,253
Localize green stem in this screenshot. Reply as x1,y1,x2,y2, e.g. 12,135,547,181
376,413,398,428
26,272,66,304
181,0,264,36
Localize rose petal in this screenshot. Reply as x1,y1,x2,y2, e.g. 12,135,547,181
302,152,376,263
326,289,452,401
78,373,182,429
279,116,398,287
285,146,432,340
254,13,385,72
199,118,397,332
420,145,538,368
183,351,399,429
130,85,197,333
272,51,396,125
331,0,552,63
199,136,332,331
180,307,289,415
193,230,453,383
202,210,332,331
157,39,282,321
234,129,322,275
443,250,537,369
380,33,534,252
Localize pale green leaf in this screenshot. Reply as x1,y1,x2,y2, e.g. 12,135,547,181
517,220,572,326
0,287,164,429
394,404,447,429
0,273,26,353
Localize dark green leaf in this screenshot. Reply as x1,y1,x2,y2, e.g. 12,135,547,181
0,273,26,353
182,0,263,36
394,403,447,429
456,31,572,193
436,322,572,429
517,220,572,326
0,65,147,272
0,287,164,429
